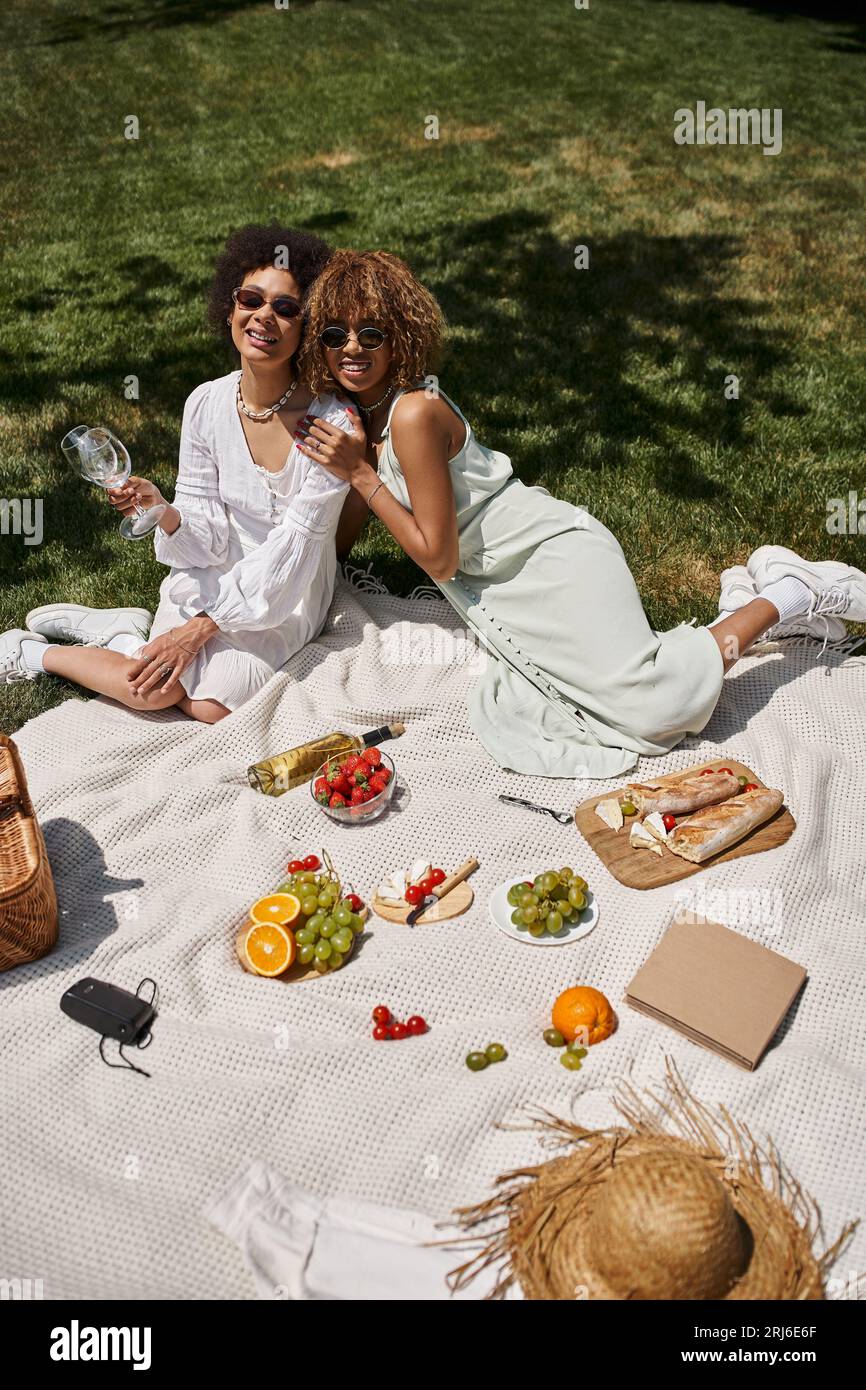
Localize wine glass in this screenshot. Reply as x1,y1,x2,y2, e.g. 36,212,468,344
61,425,166,541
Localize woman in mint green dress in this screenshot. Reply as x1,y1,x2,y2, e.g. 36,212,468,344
293,251,866,779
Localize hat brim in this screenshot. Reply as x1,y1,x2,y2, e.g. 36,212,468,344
449,1062,852,1301
508,1134,823,1300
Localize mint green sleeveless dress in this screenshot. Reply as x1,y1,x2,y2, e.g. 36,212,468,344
376,388,725,779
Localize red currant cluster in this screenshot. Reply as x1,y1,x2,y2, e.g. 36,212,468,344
371,1006,427,1041
404,866,445,906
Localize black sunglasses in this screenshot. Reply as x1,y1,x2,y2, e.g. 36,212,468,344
318,325,388,351
232,286,303,320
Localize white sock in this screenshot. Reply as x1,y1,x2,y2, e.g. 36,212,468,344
106,632,144,656
758,576,812,625
20,640,51,672
708,610,735,628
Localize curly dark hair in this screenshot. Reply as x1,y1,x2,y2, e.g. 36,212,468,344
207,222,332,359
298,249,445,394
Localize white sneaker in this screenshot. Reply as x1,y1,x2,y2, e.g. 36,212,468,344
718,564,756,613
718,562,847,645
24,603,152,648
0,629,47,683
747,545,866,623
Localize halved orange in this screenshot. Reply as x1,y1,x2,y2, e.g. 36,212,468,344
237,920,295,977
249,892,301,927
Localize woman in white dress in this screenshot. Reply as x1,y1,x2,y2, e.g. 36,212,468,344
1,224,355,722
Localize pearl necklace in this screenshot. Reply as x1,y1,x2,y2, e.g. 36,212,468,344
237,378,298,421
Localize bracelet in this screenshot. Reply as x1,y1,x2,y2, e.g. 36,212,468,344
366,480,386,510
170,627,198,656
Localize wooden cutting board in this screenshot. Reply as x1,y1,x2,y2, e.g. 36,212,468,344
371,881,474,925
575,758,795,889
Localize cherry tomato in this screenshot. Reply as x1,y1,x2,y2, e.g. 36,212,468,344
345,893,363,912
718,767,733,775
406,1015,427,1035
662,813,677,833
405,885,423,905
287,859,304,874
390,1021,409,1041
743,782,759,792
302,854,321,871
372,1005,391,1025
430,868,446,886
418,876,435,896
699,768,716,776
372,1025,390,1041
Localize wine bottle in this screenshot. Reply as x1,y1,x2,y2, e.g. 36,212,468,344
247,723,406,797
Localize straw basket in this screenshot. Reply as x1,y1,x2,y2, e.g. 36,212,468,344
448,1062,860,1300
0,732,58,970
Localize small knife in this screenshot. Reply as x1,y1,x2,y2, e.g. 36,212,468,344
406,857,479,926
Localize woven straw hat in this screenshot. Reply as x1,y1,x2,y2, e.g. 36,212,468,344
449,1064,856,1301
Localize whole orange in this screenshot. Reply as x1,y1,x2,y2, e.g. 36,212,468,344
551,986,616,1046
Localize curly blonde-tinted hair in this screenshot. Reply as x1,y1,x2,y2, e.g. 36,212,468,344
298,249,445,395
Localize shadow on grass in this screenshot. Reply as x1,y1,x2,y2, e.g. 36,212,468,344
672,0,866,55
401,210,791,497
23,0,332,47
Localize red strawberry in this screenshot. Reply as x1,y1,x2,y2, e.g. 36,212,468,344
350,786,367,805
328,772,351,796
313,777,331,805
343,753,364,774
373,765,392,785
352,764,369,785
360,787,375,803
328,792,348,808
369,775,388,796
362,747,382,767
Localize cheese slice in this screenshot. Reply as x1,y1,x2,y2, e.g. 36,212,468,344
595,797,624,832
378,867,407,902
643,811,669,842
630,820,664,856
408,859,431,886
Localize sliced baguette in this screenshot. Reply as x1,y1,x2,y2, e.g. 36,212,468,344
627,770,741,816
666,787,784,864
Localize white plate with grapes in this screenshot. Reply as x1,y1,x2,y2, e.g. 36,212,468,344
489,866,599,946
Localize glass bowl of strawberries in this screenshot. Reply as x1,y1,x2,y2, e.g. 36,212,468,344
311,748,397,823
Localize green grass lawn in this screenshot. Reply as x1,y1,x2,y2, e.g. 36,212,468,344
1,0,865,733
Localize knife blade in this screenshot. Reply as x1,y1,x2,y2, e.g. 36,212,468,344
406,856,479,926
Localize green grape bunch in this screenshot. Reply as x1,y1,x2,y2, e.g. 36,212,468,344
276,849,365,972
506,866,589,937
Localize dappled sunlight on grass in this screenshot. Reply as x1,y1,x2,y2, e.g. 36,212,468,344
1,0,864,730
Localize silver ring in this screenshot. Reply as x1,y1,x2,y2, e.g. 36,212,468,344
159,664,171,677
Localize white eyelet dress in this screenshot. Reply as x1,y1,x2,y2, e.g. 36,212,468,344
375,387,725,779
142,371,352,711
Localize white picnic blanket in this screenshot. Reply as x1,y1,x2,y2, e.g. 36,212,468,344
2,575,864,1300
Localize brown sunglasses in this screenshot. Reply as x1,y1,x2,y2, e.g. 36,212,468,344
232,286,303,320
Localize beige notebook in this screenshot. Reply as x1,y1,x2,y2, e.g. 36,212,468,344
625,917,807,1071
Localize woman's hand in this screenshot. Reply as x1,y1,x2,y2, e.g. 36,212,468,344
125,617,216,697
294,407,369,484
108,475,166,519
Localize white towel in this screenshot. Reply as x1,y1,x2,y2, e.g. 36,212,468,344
207,1161,519,1301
